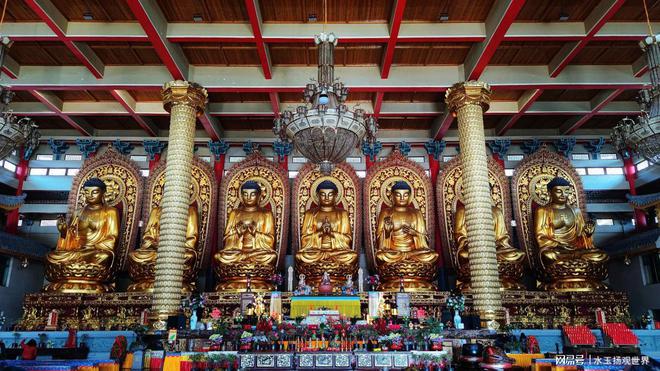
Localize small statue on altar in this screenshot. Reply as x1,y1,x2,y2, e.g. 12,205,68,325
45,309,59,330
318,271,333,294
455,202,525,289
128,200,199,292
294,274,312,296
296,180,358,283
44,178,120,293
534,177,608,290
215,180,277,291
341,274,356,295
255,293,266,317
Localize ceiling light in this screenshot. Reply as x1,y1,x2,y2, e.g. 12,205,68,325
439,13,449,22
193,14,203,22
82,11,93,21
559,12,569,21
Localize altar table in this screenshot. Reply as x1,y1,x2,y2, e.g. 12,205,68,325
290,296,361,318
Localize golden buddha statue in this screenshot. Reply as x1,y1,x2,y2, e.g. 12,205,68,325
534,177,608,291
215,180,277,291
375,180,438,291
128,204,199,292
295,179,358,286
454,203,526,290
44,178,120,293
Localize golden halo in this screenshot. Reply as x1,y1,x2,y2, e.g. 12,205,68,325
241,177,272,208
310,177,344,206
530,173,577,206
380,177,415,208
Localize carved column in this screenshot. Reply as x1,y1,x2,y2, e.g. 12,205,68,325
446,81,503,325
152,81,207,327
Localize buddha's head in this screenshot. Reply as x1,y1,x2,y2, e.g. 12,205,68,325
316,180,338,207
546,177,571,205
240,180,262,207
391,180,412,207
82,178,107,205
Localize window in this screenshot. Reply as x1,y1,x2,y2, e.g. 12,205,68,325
29,168,48,176
130,155,148,162
637,160,649,171
409,156,425,163
586,168,605,175
575,168,587,175
3,161,16,172
642,252,660,285
200,156,211,163
140,169,150,177
346,157,361,163
0,256,11,287
505,169,514,177
596,219,614,226
40,220,58,227
64,154,82,161
442,156,454,162
48,168,66,176
600,153,618,160
356,171,366,178
506,154,523,161
17,219,22,227
510,220,517,227
605,167,624,175
292,157,307,163
36,154,53,161
229,156,245,163
572,153,590,160
288,171,299,179
67,169,80,176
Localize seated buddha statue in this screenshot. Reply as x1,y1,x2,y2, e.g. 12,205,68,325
214,180,277,291
375,180,438,290
534,177,608,291
455,203,525,290
44,178,120,293
295,180,358,284
128,203,199,292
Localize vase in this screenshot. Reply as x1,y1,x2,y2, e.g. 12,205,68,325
190,311,198,331
453,310,462,329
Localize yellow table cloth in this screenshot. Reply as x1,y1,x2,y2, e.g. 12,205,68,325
290,296,361,318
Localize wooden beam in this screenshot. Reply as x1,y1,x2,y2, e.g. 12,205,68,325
380,0,407,79
548,0,626,77
496,89,544,135
463,0,525,80
23,0,105,78
197,112,223,141
632,54,648,77
269,92,280,115
1,54,20,79
430,110,454,139
245,0,272,79
373,91,385,117
29,90,95,136
110,90,159,136
126,0,189,80
560,89,624,134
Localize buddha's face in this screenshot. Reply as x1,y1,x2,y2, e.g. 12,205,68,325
549,186,569,204
317,188,337,207
392,189,411,207
83,186,104,205
241,188,261,207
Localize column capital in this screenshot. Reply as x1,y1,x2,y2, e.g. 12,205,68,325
162,80,208,116
445,81,492,114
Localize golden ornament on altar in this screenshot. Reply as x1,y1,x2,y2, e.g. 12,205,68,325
439,155,526,291
365,150,438,291
215,153,289,292
294,162,360,287
44,148,143,294
512,147,608,292
128,156,216,293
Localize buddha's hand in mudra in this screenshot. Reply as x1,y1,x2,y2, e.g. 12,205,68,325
56,215,68,236
236,221,249,236
384,216,394,235
583,220,596,236
322,217,332,236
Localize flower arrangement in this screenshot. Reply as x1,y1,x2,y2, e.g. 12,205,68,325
446,292,465,313
269,273,283,286
367,275,380,290
428,333,443,343
240,331,253,344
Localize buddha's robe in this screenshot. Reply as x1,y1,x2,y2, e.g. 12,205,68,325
376,206,438,264
217,206,277,265
296,208,357,264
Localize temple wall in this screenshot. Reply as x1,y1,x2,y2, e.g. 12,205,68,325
609,254,660,318
0,256,45,327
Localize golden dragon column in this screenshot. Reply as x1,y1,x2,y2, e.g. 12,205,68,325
446,81,503,326
152,81,208,328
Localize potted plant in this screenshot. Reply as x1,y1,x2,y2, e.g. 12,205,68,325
428,333,443,351
239,331,253,351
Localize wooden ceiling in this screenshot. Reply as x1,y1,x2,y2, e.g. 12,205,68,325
1,0,655,139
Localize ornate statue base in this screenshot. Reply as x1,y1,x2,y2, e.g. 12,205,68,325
377,261,437,291
18,290,631,331
543,259,608,292
214,263,275,292
457,261,525,291
44,264,114,294
127,260,196,293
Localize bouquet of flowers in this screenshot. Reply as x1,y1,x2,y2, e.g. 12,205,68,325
269,273,283,286
367,275,380,290
240,331,253,344
446,292,465,313
209,334,223,351
428,333,444,350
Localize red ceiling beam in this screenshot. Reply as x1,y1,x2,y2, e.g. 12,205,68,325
548,0,626,78
110,90,159,137
29,90,95,136
496,89,544,135
269,92,280,116
632,55,648,77
197,113,223,141
126,0,189,80
23,0,105,78
463,0,525,80
431,111,454,140
245,0,272,79
373,92,385,117
380,0,407,79
560,89,624,134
